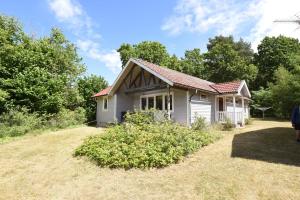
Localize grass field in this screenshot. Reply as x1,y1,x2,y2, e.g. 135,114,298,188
1,120,300,200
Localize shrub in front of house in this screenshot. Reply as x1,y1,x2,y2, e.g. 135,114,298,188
222,117,234,131
74,110,219,169
191,116,207,131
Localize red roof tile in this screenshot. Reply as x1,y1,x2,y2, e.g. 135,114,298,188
210,80,242,94
93,86,112,97
133,59,217,93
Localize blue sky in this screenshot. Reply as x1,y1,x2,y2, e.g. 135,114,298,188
1,0,300,84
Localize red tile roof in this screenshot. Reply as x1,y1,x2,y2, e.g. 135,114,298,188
93,86,112,97
133,59,216,93
210,80,242,94
93,59,244,97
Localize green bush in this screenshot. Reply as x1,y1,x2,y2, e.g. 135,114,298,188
74,111,218,169
0,108,42,138
47,107,86,129
223,117,234,131
0,107,86,138
191,116,207,131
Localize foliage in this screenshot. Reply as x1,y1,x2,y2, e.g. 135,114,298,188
245,118,253,125
0,108,42,137
254,36,300,88
77,75,108,121
0,107,86,138
223,117,234,131
74,111,218,169
251,87,273,117
46,107,86,129
204,35,258,84
0,15,85,114
191,116,207,131
269,66,300,118
117,41,169,67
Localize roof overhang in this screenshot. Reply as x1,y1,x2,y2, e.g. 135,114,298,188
108,58,174,96
237,80,251,98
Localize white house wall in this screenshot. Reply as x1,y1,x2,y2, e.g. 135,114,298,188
190,92,215,124
96,95,116,126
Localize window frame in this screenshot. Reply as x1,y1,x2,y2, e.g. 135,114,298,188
199,93,208,101
140,92,174,112
103,97,108,111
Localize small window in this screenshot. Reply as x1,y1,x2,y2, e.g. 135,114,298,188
200,94,208,101
103,97,108,111
148,97,154,109
141,97,147,110
156,95,163,110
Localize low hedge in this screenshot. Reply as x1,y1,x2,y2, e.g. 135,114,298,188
74,111,218,169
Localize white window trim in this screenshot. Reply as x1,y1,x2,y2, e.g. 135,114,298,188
140,92,174,112
103,97,108,111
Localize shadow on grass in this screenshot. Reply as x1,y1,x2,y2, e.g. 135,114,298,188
231,127,300,166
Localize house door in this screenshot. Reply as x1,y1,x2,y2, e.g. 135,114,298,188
218,98,224,111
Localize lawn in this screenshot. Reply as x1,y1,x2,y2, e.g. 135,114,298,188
0,120,300,200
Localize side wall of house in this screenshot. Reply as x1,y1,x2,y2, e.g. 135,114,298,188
115,85,134,122
96,95,116,126
189,91,216,124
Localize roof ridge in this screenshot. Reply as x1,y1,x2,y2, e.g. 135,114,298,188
212,80,242,85
133,58,215,85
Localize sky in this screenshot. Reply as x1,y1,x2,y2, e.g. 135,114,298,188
1,0,300,84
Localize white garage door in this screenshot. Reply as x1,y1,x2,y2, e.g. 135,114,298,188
190,100,212,124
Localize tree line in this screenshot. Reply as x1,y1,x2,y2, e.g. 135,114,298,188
117,36,300,118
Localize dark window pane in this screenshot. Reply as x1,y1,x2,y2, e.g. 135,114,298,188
104,98,108,109
170,95,173,110
156,95,163,110
164,95,173,111
148,97,154,109
141,98,147,110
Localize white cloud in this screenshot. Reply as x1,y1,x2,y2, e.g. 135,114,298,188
49,0,82,20
162,0,300,50
48,0,121,73
248,0,300,49
77,39,121,73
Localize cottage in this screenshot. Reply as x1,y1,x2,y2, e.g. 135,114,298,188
93,58,251,127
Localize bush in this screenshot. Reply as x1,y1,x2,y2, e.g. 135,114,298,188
0,108,42,138
0,107,86,138
74,111,218,169
191,116,207,131
47,107,86,129
223,117,234,131
245,118,253,125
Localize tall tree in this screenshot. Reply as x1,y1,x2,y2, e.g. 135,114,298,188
181,48,206,78
0,15,85,114
254,35,300,88
204,35,257,84
77,75,108,121
117,41,170,68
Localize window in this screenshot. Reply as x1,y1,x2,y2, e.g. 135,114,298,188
140,93,173,111
156,95,163,110
141,97,147,110
148,97,154,109
103,97,108,111
200,94,208,101
164,94,173,111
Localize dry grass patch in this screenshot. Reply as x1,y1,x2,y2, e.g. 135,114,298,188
1,120,300,200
